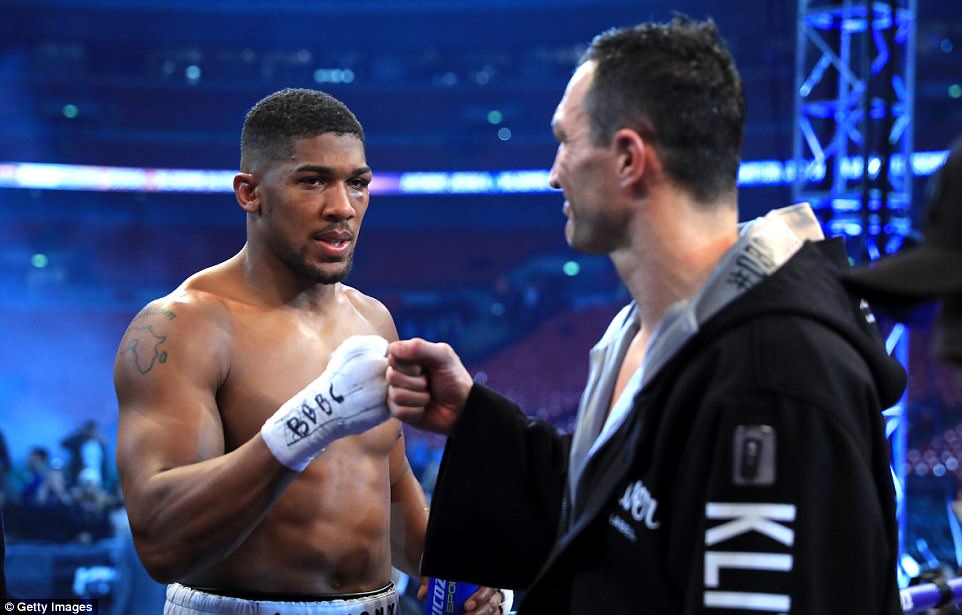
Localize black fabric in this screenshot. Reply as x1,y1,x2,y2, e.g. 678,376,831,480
933,576,954,608
422,239,905,615
423,385,568,588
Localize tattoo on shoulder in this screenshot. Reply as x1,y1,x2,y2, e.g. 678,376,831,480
133,306,176,322
121,325,169,375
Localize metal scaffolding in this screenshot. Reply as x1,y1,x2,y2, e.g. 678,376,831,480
793,0,917,583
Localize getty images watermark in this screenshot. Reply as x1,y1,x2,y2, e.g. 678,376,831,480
4,600,98,614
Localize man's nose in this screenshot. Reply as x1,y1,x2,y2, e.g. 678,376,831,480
323,183,356,219
548,164,562,190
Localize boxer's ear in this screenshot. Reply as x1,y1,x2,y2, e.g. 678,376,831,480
612,128,647,190
234,173,260,213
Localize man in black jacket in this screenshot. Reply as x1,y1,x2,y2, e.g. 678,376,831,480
843,136,962,375
386,17,906,614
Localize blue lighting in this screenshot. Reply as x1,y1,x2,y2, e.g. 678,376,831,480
562,261,580,276
0,151,946,195
314,68,355,84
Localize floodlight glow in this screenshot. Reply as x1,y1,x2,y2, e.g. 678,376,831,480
314,68,355,84
0,151,946,195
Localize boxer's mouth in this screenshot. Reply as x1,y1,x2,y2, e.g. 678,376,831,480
313,230,353,245
312,229,353,256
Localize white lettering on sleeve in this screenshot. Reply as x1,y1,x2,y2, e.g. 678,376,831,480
704,502,796,613
705,502,796,547
704,590,790,612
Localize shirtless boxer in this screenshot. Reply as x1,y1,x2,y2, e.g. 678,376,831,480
113,88,503,614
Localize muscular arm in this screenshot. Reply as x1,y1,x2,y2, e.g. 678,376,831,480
388,432,429,577
114,298,295,583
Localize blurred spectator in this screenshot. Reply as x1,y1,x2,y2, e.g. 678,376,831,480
61,419,109,489
69,468,118,544
21,447,54,504
17,447,74,542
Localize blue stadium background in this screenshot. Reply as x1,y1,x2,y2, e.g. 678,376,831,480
1,1,961,612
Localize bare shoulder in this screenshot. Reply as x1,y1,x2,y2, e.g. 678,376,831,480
114,268,235,387
339,284,397,341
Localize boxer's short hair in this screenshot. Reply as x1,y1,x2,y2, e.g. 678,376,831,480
240,88,364,172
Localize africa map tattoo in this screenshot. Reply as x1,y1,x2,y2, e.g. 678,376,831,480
122,325,169,375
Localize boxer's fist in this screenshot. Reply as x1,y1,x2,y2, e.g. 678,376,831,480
261,335,390,471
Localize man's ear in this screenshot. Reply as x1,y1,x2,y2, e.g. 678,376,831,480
612,128,647,189
234,172,260,213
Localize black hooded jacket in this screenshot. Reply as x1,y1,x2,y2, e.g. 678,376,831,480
422,238,906,614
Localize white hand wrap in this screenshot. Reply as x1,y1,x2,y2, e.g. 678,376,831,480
261,335,390,471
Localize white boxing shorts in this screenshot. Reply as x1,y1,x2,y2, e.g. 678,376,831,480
164,581,400,615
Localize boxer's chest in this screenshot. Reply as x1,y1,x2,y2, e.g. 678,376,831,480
215,308,381,448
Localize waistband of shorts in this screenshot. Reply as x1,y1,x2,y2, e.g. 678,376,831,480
187,583,395,602
166,581,399,615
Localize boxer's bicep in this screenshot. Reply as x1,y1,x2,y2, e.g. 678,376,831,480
115,296,228,509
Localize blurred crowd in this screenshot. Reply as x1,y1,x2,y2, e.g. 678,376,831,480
1,420,121,545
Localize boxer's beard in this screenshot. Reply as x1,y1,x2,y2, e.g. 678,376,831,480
283,248,353,285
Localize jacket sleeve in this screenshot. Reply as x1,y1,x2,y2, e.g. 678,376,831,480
420,384,569,589
668,334,900,614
